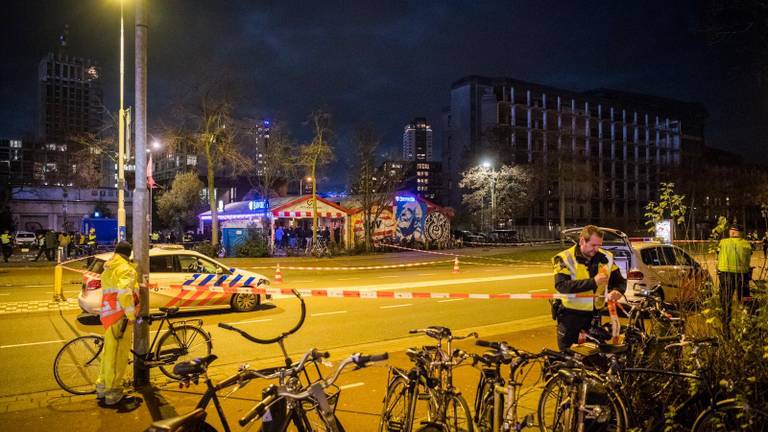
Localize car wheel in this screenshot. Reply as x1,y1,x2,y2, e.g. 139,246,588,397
230,293,261,312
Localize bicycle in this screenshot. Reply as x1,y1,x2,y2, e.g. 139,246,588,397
471,340,549,432
379,326,477,432
53,306,212,395
146,289,388,432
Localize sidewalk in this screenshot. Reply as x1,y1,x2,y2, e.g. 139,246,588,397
0,321,559,431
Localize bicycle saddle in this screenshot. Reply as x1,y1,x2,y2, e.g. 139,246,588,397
147,408,207,432
172,354,218,377
159,306,179,315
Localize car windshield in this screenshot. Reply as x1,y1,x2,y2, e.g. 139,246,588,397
177,255,221,274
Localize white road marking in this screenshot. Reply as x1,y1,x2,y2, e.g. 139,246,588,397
418,273,437,276
437,298,465,303
339,382,365,390
1,339,66,349
0,293,9,296
292,280,312,283
311,310,348,317
380,304,412,309
337,277,361,281
483,269,502,272
527,289,548,293
227,318,273,325
377,275,400,279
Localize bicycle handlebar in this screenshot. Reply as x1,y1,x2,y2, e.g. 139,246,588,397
218,289,306,344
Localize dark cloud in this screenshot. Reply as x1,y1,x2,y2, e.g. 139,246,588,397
1,0,765,187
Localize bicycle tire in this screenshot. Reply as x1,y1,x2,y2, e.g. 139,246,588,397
443,393,474,432
53,335,103,395
156,324,212,380
380,375,416,432
692,399,765,432
537,372,628,432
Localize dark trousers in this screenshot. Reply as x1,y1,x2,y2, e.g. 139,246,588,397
1,244,11,262
556,309,594,351
718,272,751,337
33,246,47,261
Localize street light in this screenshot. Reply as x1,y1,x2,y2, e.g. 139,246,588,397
300,176,313,195
116,0,127,241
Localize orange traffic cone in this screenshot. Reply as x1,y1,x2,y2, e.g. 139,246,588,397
274,263,283,283
452,256,460,274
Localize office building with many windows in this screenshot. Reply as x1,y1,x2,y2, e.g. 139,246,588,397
443,76,707,231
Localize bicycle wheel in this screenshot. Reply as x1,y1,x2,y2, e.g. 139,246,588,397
443,393,474,432
692,400,765,432
156,324,212,380
538,372,628,432
380,375,415,432
53,335,103,395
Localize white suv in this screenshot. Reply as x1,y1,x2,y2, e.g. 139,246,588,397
13,231,37,247
561,227,711,304
78,246,271,314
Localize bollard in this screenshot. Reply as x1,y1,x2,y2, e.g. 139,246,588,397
53,264,64,301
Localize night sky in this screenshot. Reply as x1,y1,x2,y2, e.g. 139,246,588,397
1,1,765,187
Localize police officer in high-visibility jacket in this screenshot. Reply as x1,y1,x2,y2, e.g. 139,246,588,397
87,228,97,254
1,230,13,262
717,223,753,337
96,241,139,406
552,225,626,351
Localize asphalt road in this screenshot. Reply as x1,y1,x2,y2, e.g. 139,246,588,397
0,248,555,399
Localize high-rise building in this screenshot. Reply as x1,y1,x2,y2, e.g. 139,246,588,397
444,76,707,231
37,50,106,186
402,117,433,161
0,139,35,185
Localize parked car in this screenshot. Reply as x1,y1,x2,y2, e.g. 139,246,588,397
78,245,271,315
13,231,37,247
487,229,520,243
561,227,711,304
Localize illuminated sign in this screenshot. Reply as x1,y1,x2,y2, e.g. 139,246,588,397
655,220,672,244
248,200,267,211
395,196,416,203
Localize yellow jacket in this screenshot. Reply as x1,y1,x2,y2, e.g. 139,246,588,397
717,237,752,274
99,254,139,328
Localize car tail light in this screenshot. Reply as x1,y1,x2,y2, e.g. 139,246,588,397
627,270,644,280
85,279,101,291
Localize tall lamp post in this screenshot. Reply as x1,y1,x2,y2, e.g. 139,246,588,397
482,161,496,231
116,0,127,241
299,176,313,195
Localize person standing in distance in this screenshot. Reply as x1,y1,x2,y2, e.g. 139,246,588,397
717,223,753,337
552,225,626,351
95,241,140,406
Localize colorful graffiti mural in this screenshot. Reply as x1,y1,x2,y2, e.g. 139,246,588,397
395,199,427,242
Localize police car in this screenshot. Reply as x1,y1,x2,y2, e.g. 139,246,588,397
78,245,271,314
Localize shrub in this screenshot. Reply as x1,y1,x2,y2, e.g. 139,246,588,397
235,233,269,257
192,242,218,258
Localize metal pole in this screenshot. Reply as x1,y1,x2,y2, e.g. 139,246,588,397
132,0,150,387
490,170,496,230
117,0,126,241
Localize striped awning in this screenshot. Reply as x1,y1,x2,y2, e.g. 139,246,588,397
273,211,345,218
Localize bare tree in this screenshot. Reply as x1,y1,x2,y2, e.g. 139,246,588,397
459,164,533,229
299,110,334,245
169,88,253,247
350,123,401,251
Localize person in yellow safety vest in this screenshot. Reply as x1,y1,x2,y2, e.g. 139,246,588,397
87,228,97,254
552,225,626,351
96,241,140,407
1,230,12,262
717,223,753,338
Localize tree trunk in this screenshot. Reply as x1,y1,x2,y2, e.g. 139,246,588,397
311,160,318,246
207,153,218,247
